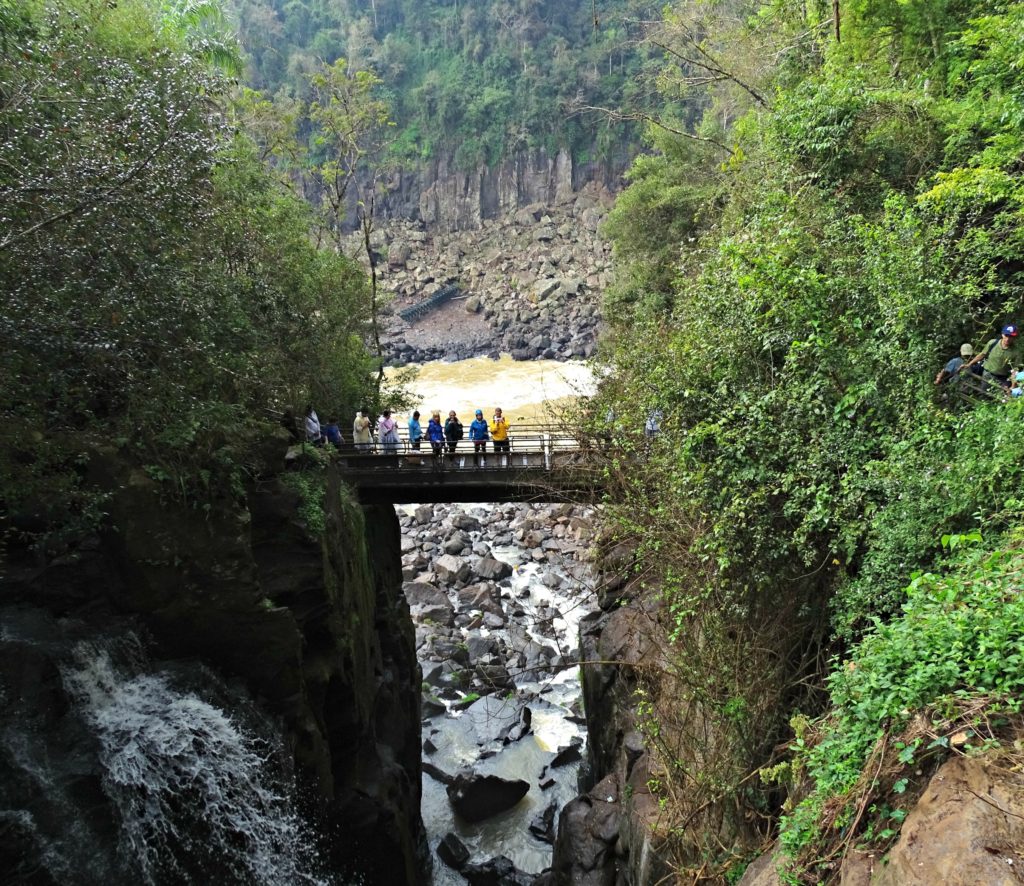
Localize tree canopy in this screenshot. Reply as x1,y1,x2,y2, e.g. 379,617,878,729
0,0,378,541
594,0,1024,877
226,0,661,169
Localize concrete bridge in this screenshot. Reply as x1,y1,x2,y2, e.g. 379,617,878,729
334,426,604,504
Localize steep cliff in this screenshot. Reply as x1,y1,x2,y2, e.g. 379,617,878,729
373,147,626,232
1,443,426,884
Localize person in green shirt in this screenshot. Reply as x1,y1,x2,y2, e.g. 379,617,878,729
965,323,1019,390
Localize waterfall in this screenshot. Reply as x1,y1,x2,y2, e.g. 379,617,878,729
62,641,328,886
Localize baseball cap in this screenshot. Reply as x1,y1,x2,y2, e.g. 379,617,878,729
960,343,974,357
1003,324,1018,337
475,409,483,416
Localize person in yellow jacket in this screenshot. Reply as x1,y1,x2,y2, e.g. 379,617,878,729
490,407,510,454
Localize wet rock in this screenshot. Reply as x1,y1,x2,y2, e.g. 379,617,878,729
434,554,471,584
500,705,532,743
444,530,470,555
466,635,499,662
451,513,482,532
476,663,515,693
550,737,583,768
462,855,534,886
402,582,445,607
552,774,621,886
473,557,513,581
436,832,471,870
422,695,446,717
529,801,558,844
446,770,530,823
411,602,455,627
482,612,506,629
422,761,454,785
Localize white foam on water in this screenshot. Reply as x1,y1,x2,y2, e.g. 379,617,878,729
63,644,326,886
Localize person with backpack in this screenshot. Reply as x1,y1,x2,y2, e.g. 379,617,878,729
965,324,1020,392
469,409,489,464
444,410,464,454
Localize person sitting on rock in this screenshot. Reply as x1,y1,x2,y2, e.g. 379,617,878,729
445,410,464,454
469,409,489,464
489,407,510,455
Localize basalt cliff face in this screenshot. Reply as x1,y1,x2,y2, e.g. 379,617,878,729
370,147,626,233
1,440,426,885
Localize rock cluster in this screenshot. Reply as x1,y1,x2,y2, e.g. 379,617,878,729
401,501,598,879
355,184,616,365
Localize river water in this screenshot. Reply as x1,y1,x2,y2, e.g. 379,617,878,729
396,356,599,882
388,356,595,424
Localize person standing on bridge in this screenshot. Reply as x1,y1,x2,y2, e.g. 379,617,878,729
378,409,400,453
469,409,489,465
427,411,445,463
353,410,373,452
490,407,510,458
445,410,464,455
408,410,422,451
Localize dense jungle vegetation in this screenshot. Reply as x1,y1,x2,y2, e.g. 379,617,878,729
225,0,658,168
0,0,380,544
594,0,1024,880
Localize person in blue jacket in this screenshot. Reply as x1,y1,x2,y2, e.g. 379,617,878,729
408,410,422,450
426,411,445,461
468,409,489,464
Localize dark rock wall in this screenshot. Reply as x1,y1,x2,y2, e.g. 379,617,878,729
2,451,426,885
369,147,628,232
550,558,674,886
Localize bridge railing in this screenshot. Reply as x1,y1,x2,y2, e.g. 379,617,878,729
331,424,588,473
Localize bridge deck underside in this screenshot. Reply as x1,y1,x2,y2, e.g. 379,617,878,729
337,450,600,504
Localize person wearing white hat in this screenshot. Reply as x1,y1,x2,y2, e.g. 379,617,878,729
934,342,974,385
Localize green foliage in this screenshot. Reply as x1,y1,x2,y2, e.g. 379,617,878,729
226,0,655,168
0,0,377,545
592,0,1024,874
779,537,1024,877
281,464,328,534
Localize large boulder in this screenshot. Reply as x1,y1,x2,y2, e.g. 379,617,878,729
462,855,534,886
434,555,471,584
473,557,513,581
552,774,621,886
872,756,1024,886
446,770,530,823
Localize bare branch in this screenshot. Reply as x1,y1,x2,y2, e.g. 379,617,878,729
650,38,770,108
573,104,735,155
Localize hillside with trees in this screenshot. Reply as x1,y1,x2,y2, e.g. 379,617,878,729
226,0,659,170
593,0,1024,879
0,0,380,543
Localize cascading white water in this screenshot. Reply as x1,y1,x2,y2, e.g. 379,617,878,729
62,641,327,886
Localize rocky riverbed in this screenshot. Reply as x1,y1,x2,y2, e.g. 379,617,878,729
397,501,598,883
349,184,615,366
